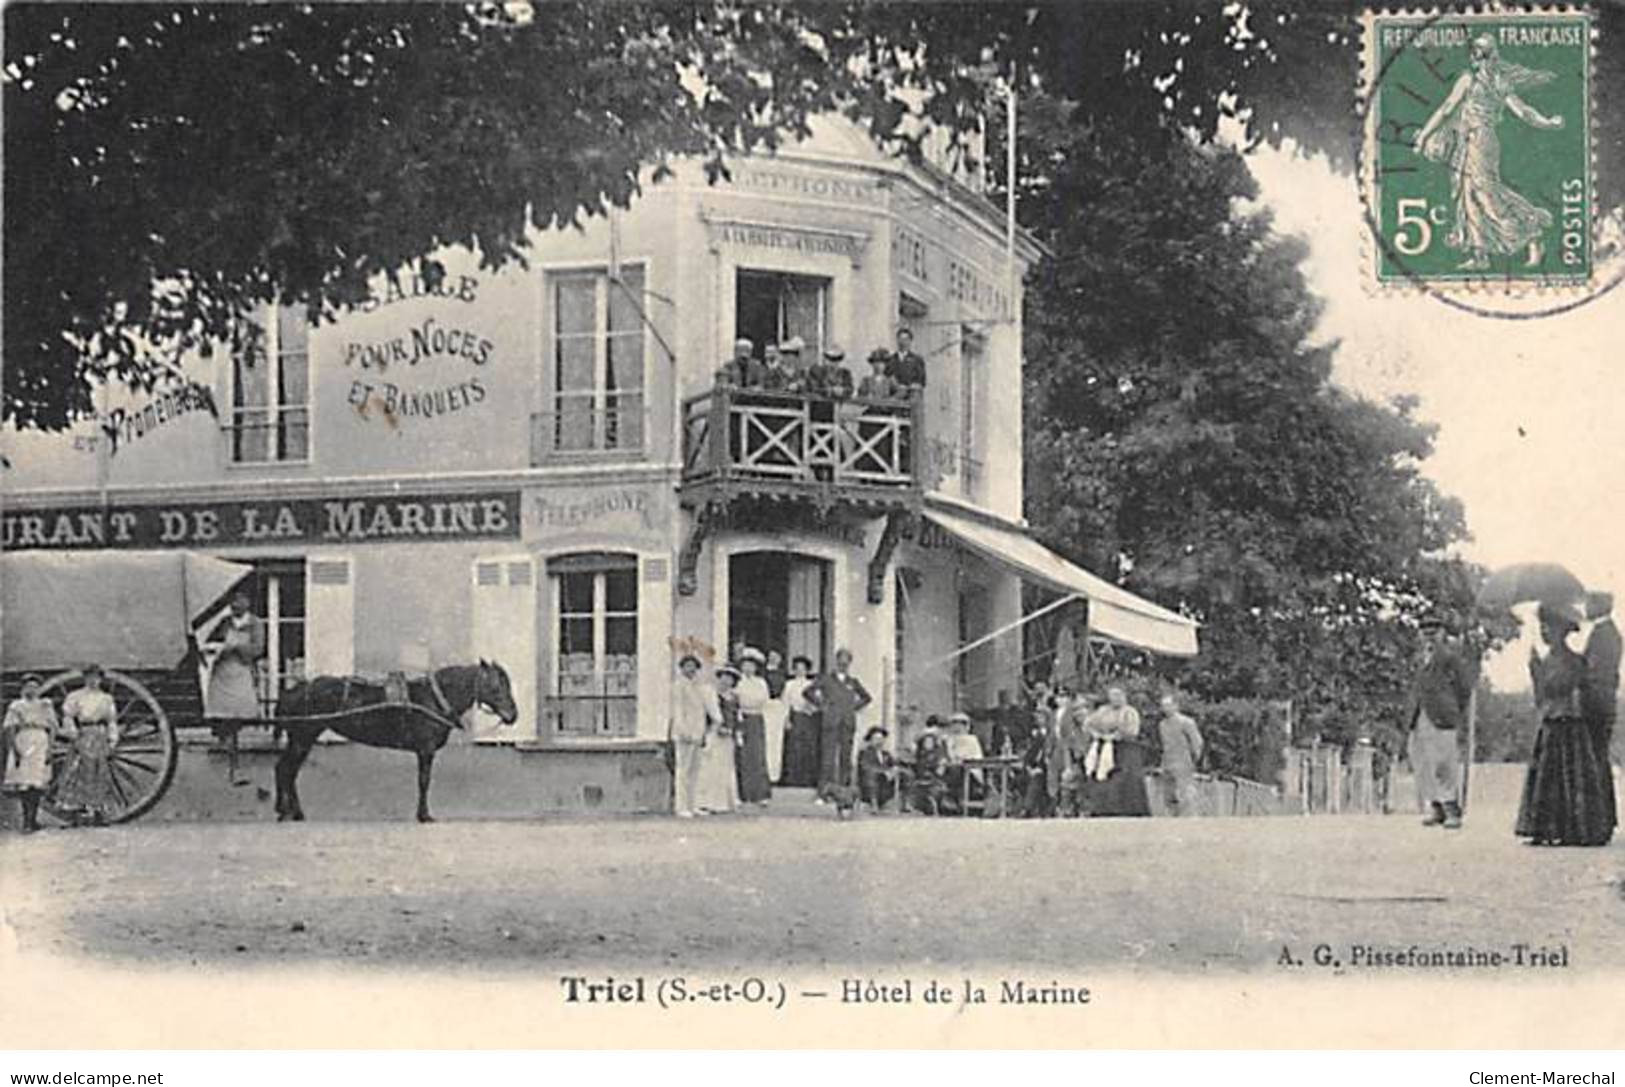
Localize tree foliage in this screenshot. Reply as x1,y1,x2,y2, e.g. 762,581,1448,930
1018,108,1492,751
8,1,1622,430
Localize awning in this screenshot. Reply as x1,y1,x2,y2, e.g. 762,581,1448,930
923,508,1200,658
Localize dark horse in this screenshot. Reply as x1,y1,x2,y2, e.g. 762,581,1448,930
273,660,519,823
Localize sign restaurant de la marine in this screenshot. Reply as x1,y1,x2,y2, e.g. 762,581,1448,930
1,490,522,551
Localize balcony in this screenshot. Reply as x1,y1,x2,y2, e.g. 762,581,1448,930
680,386,923,508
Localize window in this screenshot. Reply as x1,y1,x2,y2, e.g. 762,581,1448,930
735,270,830,361
231,305,310,463
960,328,985,495
551,554,639,737
544,267,645,455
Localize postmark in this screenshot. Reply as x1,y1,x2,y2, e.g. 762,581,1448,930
1361,8,1595,294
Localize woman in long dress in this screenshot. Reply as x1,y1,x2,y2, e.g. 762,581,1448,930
1080,685,1151,817
3,673,61,833
780,655,820,787
1515,604,1616,846
1413,35,1565,271
56,664,120,825
733,649,773,805
695,666,741,815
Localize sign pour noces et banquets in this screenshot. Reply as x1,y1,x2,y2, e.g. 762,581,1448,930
1,490,521,551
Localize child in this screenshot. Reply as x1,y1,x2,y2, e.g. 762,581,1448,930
857,725,897,812
3,674,60,833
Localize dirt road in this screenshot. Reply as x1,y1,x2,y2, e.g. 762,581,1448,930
4,793,1622,974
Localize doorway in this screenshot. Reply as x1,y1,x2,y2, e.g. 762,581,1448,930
728,551,832,671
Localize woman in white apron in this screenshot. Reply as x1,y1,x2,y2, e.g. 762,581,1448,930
204,592,266,719
3,674,60,833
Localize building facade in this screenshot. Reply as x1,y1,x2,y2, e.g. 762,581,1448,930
2,119,1194,808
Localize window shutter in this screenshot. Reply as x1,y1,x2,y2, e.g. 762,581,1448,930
471,554,538,741
305,555,354,677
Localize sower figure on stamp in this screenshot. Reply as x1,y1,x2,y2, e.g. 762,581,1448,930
1412,35,1564,271
1404,617,1478,829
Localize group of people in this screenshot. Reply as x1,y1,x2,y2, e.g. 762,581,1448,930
2,590,266,832
714,327,929,401
2,664,121,831
849,683,1204,819
1400,591,1617,846
669,644,873,817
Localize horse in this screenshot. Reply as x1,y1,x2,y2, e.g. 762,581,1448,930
273,660,519,823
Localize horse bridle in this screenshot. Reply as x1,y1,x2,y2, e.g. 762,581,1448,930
472,659,508,718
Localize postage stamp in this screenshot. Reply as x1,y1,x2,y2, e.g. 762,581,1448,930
1362,9,1594,290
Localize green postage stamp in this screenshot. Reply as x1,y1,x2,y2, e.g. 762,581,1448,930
1362,9,1594,289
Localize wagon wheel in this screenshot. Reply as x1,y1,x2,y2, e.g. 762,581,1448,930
39,669,178,825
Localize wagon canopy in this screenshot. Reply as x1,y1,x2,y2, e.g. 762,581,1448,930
2,551,253,671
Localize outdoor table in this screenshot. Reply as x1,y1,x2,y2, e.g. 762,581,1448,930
959,755,1022,817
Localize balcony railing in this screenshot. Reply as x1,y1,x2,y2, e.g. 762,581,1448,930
531,393,646,464
681,387,922,490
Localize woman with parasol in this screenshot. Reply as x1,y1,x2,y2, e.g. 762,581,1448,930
1514,603,1615,846
1482,563,1615,846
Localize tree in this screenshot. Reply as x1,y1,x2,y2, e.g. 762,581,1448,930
9,1,1623,431
1017,108,1490,751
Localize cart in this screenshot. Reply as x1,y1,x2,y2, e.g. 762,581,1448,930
1,550,255,824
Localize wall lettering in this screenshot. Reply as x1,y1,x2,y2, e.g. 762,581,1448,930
356,271,480,313
1,490,521,551
532,488,657,533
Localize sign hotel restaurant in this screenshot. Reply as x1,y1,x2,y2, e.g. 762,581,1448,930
2,490,522,551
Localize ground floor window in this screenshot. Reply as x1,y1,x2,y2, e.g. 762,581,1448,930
551,553,638,737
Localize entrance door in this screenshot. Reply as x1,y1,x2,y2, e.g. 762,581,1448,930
728,552,830,671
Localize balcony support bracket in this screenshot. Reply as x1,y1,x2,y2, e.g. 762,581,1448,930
678,503,719,597
866,509,913,605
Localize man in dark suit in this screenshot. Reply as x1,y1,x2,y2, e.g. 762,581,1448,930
806,647,871,802
1582,591,1620,764
887,327,927,392
1404,617,1479,829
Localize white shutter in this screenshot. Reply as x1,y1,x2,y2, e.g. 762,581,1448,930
472,554,538,741
305,555,355,677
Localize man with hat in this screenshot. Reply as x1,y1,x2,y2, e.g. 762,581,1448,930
807,648,872,802
1404,615,1479,829
1581,591,1620,766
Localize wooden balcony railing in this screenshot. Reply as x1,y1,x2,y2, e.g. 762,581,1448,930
680,387,923,491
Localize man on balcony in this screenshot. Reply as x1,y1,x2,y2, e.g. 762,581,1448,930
716,337,760,388
888,327,928,392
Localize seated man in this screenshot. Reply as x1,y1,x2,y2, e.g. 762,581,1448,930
857,725,898,812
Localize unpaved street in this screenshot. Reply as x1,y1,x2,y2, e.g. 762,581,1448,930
4,792,1622,974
